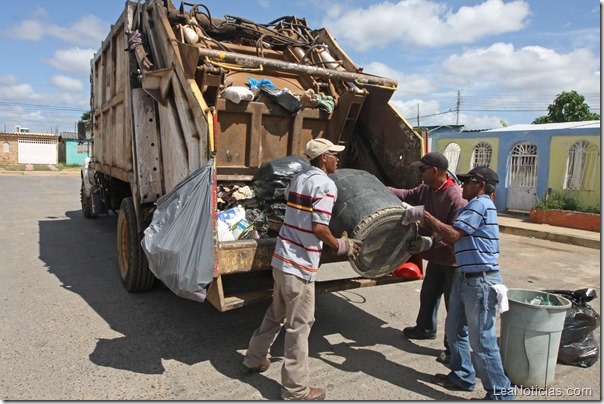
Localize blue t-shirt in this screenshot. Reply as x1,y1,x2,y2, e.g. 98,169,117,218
452,194,499,273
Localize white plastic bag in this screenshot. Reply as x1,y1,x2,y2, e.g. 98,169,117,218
223,86,254,104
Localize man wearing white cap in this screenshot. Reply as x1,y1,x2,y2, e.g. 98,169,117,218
242,138,362,400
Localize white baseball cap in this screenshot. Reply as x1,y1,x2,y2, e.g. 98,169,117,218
304,138,345,159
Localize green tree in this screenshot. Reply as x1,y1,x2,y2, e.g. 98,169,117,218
80,111,91,131
533,90,600,124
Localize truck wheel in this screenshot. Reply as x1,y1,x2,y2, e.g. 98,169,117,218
80,180,97,219
117,197,155,292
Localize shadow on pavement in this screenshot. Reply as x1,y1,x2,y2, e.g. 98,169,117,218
38,210,455,400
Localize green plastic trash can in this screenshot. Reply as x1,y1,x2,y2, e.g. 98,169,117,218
500,289,571,388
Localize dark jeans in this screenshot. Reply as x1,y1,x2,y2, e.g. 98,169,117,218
416,262,455,352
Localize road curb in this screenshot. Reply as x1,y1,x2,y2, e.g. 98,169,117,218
0,171,80,176
499,224,600,250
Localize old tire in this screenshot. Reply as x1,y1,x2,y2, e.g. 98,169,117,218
80,180,97,219
117,197,155,292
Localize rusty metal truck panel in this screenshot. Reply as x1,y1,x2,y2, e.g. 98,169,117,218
82,0,423,312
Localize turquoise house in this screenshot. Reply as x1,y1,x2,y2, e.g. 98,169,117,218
58,131,91,165
430,121,600,212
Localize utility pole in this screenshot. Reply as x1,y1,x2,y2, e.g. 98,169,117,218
417,103,420,127
456,91,461,125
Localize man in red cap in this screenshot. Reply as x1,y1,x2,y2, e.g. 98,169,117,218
388,151,466,365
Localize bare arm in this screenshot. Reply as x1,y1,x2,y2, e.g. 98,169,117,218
312,222,339,250
424,211,466,244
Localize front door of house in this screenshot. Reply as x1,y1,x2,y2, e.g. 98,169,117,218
507,142,538,211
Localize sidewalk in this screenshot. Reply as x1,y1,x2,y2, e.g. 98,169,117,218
498,212,600,250
0,167,79,176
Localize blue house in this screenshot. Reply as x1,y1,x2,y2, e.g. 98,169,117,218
430,121,600,212
58,131,91,165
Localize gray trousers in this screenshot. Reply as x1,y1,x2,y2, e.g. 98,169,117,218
243,267,316,399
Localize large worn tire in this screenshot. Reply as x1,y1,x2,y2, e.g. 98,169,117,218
117,197,155,292
80,180,97,219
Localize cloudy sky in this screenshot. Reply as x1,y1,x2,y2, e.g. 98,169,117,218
0,0,600,133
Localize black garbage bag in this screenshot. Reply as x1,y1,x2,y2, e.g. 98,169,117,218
252,156,310,201
258,84,302,113
543,288,600,368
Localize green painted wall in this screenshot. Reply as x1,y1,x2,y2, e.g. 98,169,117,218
437,137,500,174
66,140,90,165
549,136,600,210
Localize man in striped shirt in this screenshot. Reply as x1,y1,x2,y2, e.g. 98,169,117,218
242,138,361,401
404,166,514,400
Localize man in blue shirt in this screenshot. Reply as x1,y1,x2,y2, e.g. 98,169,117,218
402,166,514,400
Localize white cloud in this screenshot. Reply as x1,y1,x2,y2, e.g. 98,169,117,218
0,77,42,101
50,75,84,92
45,48,96,77
0,75,19,87
0,74,88,133
322,0,530,52
362,61,437,97
4,7,108,48
442,43,600,95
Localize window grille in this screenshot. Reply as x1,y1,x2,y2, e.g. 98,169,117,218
509,143,538,188
471,142,492,168
443,142,461,174
563,140,599,191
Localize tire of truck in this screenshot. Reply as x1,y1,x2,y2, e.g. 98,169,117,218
80,179,97,219
117,197,155,292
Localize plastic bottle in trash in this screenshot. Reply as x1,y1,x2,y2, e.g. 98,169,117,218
529,296,543,305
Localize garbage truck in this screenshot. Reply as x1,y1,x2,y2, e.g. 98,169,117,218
81,0,424,312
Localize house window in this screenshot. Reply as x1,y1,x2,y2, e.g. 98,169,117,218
471,142,492,168
77,142,89,154
563,140,599,191
443,142,461,173
2,142,9,153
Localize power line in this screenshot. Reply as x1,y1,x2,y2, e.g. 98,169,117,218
0,101,87,113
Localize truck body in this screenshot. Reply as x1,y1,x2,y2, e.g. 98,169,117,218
81,0,423,312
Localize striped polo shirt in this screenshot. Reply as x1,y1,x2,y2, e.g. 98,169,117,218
271,166,337,282
452,194,500,273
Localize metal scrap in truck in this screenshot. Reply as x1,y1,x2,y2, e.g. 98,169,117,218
80,0,424,312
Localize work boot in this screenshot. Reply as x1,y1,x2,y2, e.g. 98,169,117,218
432,374,475,392
282,387,326,401
302,387,326,400
436,351,451,365
402,325,436,340
240,358,270,374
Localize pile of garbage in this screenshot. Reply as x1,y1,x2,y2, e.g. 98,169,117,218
221,78,335,114
216,156,310,241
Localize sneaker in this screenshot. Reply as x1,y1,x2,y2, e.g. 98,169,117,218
240,358,270,374
402,325,436,340
432,373,474,392
436,351,450,365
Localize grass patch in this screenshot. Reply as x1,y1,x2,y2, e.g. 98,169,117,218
56,163,81,170
0,164,27,171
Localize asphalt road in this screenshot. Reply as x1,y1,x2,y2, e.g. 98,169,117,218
0,175,600,400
